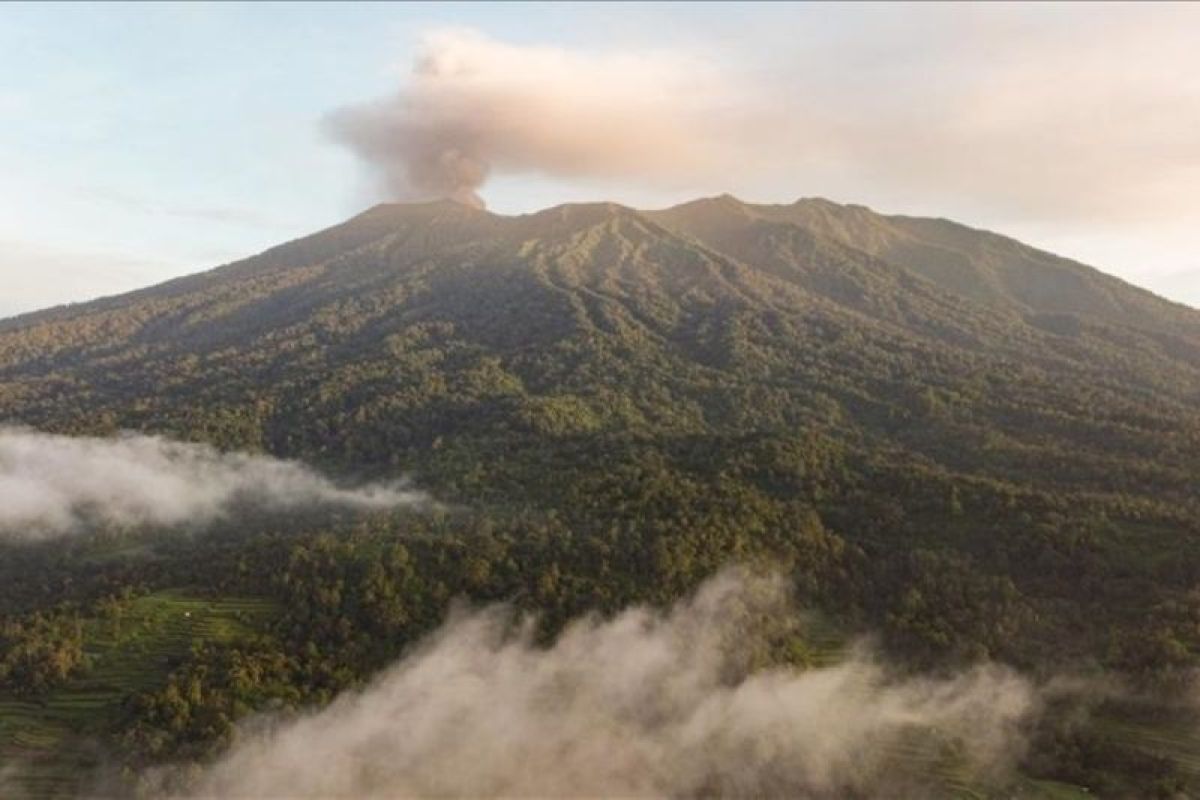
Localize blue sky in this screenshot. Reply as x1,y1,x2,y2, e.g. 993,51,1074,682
2,2,1198,315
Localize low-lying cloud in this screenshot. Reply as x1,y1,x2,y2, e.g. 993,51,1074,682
0,427,423,537
172,570,1037,798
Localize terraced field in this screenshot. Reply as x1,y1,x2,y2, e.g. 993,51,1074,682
766,617,1091,798
0,591,279,798
1100,713,1200,781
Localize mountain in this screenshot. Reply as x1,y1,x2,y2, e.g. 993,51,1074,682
3,196,1198,501
3,196,1200,796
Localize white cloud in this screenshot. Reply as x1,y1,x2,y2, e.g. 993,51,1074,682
172,570,1036,798
0,427,424,538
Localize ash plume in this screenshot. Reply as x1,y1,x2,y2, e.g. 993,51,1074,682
0,427,423,538
325,29,733,209
323,12,1200,252
169,570,1038,798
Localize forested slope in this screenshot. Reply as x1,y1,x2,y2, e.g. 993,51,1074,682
2,196,1199,796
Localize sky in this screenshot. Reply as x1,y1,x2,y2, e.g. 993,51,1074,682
1,2,1198,317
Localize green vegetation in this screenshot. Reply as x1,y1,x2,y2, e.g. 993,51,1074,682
0,588,279,798
1,196,1199,795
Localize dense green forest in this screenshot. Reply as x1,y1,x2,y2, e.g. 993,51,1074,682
2,196,1199,797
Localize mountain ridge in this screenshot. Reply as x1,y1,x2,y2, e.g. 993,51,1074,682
654,194,1200,331
5,194,1195,330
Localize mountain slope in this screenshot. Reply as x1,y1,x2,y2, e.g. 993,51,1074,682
2,197,1198,505
654,194,1200,337
4,195,1200,795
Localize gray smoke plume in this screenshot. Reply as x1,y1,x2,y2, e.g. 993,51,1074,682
325,29,732,209
171,570,1038,798
0,427,423,538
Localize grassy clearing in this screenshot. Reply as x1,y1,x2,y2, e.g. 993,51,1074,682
0,590,279,799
